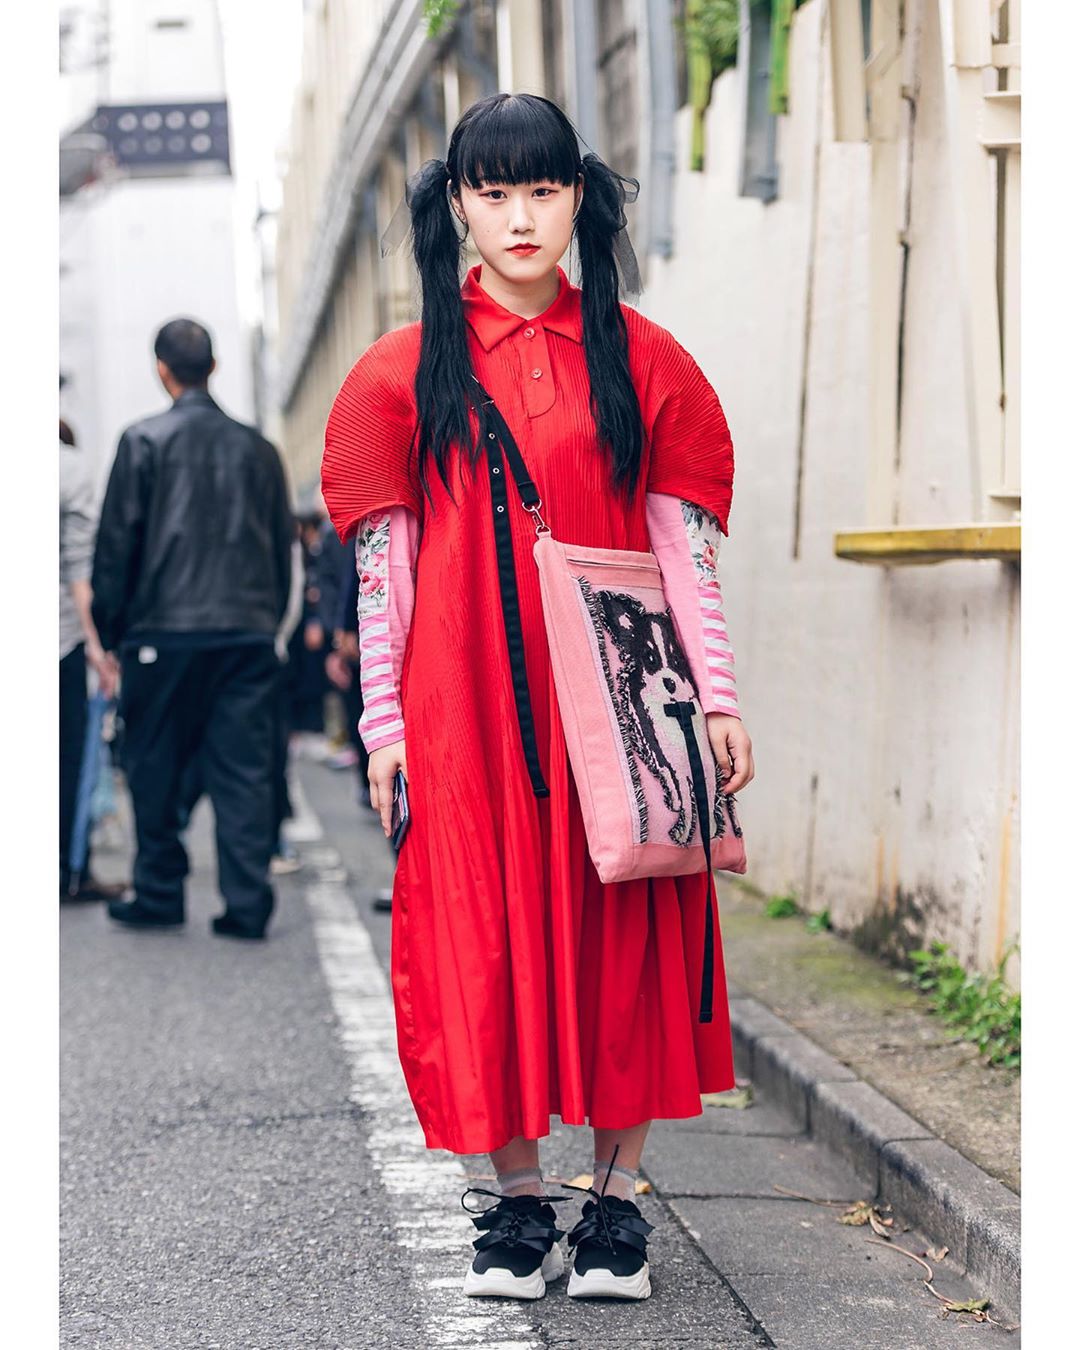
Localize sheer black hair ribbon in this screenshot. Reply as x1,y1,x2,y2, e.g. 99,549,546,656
379,158,461,258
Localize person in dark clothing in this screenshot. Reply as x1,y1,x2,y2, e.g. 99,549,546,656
286,516,331,737
325,542,369,790
92,319,293,939
60,419,126,901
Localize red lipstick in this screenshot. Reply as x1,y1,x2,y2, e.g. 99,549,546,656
508,244,540,255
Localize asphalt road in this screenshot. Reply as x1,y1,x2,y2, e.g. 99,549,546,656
61,759,1017,1348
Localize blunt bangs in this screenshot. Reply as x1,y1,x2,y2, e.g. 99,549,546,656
453,94,580,190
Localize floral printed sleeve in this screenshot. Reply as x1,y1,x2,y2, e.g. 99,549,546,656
645,492,740,719
355,506,419,751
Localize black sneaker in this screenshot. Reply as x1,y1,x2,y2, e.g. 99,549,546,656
461,1190,567,1299
566,1194,655,1300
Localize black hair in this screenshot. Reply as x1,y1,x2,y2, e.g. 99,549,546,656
154,318,214,387
408,93,643,502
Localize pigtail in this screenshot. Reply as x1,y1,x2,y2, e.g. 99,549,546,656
575,153,644,495
408,158,474,501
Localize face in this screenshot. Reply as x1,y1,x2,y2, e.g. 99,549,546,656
453,177,582,285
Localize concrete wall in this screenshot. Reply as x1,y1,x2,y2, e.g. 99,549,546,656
641,1,1019,978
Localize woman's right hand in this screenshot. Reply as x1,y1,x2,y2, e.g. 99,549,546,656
368,740,408,837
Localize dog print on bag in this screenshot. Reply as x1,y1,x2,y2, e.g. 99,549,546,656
578,579,730,848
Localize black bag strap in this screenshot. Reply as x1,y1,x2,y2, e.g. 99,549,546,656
470,384,719,1019
470,378,550,799
664,700,716,1024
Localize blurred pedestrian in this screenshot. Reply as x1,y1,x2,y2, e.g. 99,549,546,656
314,516,360,771
286,513,332,748
323,538,370,791
92,319,293,939
60,419,125,901
269,525,307,874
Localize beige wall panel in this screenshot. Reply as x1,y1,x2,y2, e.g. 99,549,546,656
642,0,1018,975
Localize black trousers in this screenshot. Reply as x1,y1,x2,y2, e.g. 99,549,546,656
176,659,293,844
59,644,87,890
119,642,279,927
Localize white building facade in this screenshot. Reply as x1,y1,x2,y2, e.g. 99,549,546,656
60,0,252,488
274,0,1020,979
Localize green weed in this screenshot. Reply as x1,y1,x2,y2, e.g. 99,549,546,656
904,941,1020,1069
806,908,832,934
763,893,798,919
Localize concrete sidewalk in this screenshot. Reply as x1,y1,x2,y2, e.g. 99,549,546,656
715,879,1021,1320
299,761,1021,1344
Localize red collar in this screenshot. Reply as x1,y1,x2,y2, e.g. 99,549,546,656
461,264,583,351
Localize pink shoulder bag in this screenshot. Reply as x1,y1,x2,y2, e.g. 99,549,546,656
473,382,746,1023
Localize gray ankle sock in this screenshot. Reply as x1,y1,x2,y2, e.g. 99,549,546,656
593,1158,638,1202
497,1166,545,1197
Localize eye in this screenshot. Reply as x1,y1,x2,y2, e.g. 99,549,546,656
481,189,506,201
533,188,555,198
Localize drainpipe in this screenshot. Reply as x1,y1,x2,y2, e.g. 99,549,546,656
643,0,677,259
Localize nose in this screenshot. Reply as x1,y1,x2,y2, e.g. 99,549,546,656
508,191,534,234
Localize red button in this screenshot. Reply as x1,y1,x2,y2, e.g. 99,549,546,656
523,326,535,338
531,368,543,379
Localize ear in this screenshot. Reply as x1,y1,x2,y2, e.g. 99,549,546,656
574,173,584,218
208,357,217,378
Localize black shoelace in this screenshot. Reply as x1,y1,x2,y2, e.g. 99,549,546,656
560,1147,655,1257
460,1187,570,1256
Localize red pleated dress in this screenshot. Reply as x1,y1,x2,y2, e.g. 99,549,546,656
322,265,737,1154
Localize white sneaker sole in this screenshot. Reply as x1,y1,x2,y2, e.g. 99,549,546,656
463,1243,564,1299
567,1261,652,1300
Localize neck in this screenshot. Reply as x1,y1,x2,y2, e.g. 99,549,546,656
477,262,560,319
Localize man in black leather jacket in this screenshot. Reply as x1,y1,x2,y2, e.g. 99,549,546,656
92,319,293,939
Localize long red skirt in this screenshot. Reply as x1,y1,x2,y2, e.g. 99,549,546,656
390,464,736,1156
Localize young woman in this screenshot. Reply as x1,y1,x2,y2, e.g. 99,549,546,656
322,93,754,1302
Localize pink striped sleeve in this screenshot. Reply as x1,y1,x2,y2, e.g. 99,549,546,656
646,492,741,720
355,506,419,752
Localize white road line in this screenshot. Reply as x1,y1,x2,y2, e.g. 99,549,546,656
294,781,543,1350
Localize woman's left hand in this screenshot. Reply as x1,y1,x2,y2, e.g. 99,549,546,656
706,713,754,795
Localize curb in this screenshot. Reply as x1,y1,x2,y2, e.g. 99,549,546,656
728,994,1021,1318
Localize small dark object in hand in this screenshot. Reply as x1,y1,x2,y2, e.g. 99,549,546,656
390,770,410,851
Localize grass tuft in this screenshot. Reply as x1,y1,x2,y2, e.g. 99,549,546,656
903,941,1020,1069
763,893,799,919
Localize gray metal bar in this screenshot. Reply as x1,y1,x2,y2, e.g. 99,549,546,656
567,0,600,149
642,0,676,259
